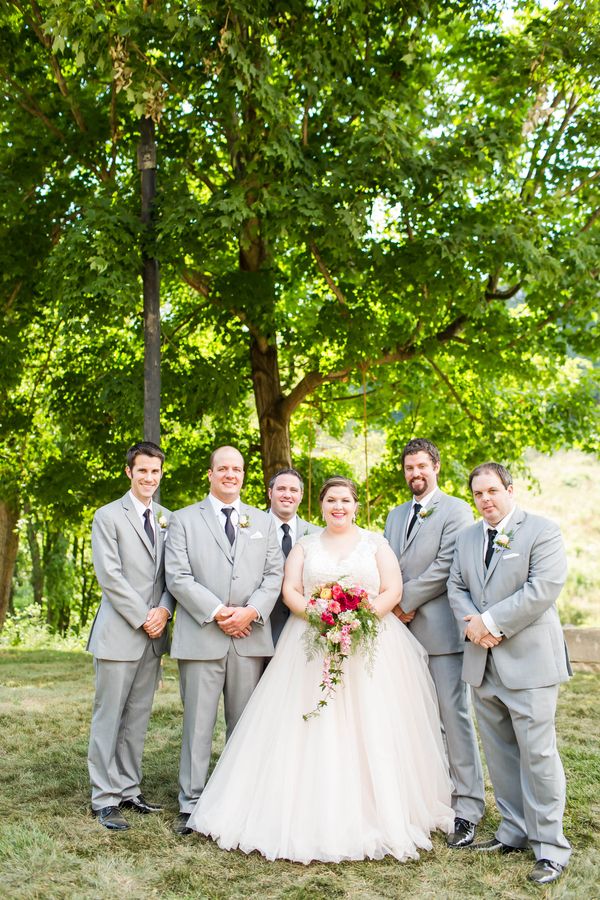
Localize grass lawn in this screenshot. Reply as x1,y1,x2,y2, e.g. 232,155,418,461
0,650,598,900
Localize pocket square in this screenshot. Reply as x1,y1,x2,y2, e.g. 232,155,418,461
502,552,520,559
250,531,264,540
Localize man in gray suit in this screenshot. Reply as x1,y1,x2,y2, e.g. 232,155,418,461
448,462,571,886
384,438,485,849
268,467,320,645
87,441,173,831
166,446,283,834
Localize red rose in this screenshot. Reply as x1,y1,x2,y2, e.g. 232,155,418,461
321,612,335,626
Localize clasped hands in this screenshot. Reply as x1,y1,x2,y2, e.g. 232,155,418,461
143,607,169,639
392,604,416,624
215,606,258,638
464,613,503,649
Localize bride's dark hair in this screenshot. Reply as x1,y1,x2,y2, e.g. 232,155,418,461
318,476,359,503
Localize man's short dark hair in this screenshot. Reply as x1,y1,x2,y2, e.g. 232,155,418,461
126,441,165,469
401,438,440,468
269,467,304,491
468,462,513,491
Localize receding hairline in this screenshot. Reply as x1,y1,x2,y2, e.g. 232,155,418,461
209,446,245,470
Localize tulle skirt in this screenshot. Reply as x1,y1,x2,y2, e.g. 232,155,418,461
188,613,454,863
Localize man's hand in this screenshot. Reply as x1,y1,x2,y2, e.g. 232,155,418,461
464,613,503,648
215,606,257,638
143,607,170,639
392,603,416,624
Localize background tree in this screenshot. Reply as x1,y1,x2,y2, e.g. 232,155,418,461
0,0,598,630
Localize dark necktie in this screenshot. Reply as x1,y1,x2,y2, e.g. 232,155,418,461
222,507,235,546
485,528,498,568
406,503,422,539
143,508,155,547
281,523,292,558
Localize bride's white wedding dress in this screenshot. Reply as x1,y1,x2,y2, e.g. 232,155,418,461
188,530,454,863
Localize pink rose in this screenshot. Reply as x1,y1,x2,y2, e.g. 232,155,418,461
321,612,335,626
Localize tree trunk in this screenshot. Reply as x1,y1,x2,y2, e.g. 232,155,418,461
0,500,19,630
250,337,292,492
25,509,44,606
138,115,161,448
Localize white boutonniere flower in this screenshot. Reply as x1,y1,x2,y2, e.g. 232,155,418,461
494,530,513,552
157,514,168,530
239,515,251,529
418,505,436,520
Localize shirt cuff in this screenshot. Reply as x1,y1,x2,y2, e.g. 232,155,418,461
481,611,503,638
208,603,224,623
248,605,262,625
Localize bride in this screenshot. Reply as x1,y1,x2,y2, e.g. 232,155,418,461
188,476,454,863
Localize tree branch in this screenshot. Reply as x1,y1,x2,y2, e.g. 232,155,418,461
182,268,268,349
0,67,65,140
425,356,483,423
309,241,349,313
581,207,600,234
485,275,523,300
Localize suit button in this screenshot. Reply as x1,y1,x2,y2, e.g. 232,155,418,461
482,601,487,606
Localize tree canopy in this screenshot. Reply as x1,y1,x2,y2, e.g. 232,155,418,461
0,0,598,629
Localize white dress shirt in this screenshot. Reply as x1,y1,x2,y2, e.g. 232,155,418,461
207,492,241,535
206,493,259,623
128,491,172,618
481,505,517,637
407,487,438,537
270,512,298,549
128,490,155,542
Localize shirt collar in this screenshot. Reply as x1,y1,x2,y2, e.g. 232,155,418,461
270,511,297,538
412,486,438,510
208,492,241,517
482,504,516,535
129,490,153,519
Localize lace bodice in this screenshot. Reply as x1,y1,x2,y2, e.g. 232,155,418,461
300,528,387,601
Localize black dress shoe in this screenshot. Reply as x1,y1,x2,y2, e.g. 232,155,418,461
528,859,564,885
471,837,528,854
93,806,129,831
120,794,163,814
173,812,193,836
447,817,476,849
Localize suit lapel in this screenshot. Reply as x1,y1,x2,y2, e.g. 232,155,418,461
152,503,165,572
396,503,412,554
233,503,253,566
483,507,524,584
472,526,486,588
200,499,234,562
402,492,442,552
484,536,503,583
121,494,155,559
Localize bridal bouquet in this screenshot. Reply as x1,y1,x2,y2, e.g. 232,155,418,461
302,580,379,721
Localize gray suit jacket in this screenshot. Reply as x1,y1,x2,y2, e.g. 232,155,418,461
384,490,473,655
448,507,571,689
87,493,174,661
166,498,283,660
269,515,321,643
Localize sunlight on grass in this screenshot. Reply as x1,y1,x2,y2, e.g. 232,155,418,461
0,651,598,899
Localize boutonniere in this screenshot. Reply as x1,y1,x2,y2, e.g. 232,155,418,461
494,530,513,552
418,505,437,520
238,514,251,529
157,514,168,530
